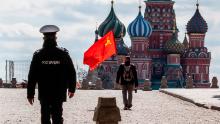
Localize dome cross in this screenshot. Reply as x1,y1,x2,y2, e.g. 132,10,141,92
111,0,114,6
196,0,199,9
139,0,142,11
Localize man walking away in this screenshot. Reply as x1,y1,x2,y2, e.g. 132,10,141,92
116,56,138,110
27,25,76,124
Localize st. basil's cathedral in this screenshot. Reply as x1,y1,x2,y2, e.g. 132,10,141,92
90,0,211,89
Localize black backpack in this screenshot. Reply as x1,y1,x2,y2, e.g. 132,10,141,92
123,65,134,82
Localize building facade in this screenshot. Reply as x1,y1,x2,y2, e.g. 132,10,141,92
181,2,211,88
93,0,211,89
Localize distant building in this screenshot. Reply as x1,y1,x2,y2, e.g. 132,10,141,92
93,0,211,89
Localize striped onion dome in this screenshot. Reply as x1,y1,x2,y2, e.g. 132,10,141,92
164,33,185,54
98,1,126,38
187,3,208,33
128,6,152,37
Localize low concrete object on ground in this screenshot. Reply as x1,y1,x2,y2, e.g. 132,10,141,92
11,78,17,88
211,77,219,88
143,79,152,91
186,76,193,88
160,76,168,88
93,97,121,124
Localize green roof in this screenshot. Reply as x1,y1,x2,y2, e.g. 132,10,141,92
98,3,126,38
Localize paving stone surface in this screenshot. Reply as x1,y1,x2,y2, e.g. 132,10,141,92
1,89,220,124
160,89,220,108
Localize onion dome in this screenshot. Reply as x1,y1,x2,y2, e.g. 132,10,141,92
128,6,152,37
186,3,208,33
116,38,129,55
164,33,185,54
183,33,189,49
98,1,126,38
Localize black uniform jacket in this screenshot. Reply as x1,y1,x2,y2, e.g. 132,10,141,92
116,64,138,87
27,46,76,102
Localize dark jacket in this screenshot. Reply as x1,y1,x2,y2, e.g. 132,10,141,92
116,64,138,87
27,46,76,102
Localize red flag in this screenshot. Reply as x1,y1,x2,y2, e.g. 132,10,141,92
83,31,116,70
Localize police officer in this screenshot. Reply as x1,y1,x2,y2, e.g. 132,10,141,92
27,25,76,124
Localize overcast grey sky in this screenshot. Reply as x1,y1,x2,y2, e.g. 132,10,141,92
0,0,219,80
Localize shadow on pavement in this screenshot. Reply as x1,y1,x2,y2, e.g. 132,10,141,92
212,95,220,100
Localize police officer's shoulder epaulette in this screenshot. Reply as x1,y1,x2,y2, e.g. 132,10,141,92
56,46,69,53
33,48,42,55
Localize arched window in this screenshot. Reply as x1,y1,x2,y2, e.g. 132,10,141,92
206,66,209,74
168,8,171,12
142,70,147,79
157,8,160,12
163,8,165,12
142,63,148,70
198,52,207,58
188,52,197,58
134,63,138,70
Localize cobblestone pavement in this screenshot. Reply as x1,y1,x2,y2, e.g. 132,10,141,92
1,89,220,124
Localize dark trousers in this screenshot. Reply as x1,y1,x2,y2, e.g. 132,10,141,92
40,100,63,124
122,84,134,107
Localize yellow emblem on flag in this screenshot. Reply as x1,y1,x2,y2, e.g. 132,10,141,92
105,37,112,46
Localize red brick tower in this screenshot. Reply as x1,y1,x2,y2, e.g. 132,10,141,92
182,2,211,87
144,0,177,83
